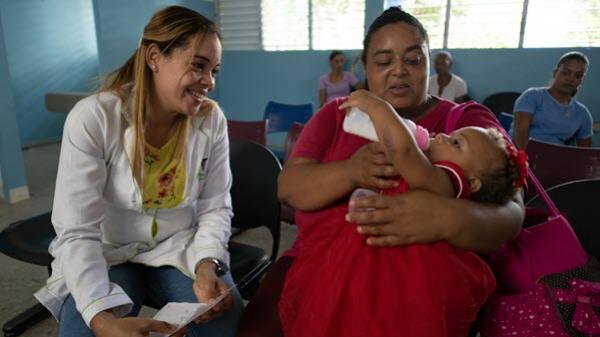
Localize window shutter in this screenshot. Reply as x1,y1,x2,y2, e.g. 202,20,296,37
217,0,262,50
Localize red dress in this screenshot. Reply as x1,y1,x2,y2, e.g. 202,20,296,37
279,163,496,337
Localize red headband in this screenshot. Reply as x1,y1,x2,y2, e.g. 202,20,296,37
505,142,528,187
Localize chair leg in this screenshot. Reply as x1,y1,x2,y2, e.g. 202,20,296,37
2,303,50,337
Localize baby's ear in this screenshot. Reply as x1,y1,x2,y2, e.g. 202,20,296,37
468,176,482,194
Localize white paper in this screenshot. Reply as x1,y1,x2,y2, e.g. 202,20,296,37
149,291,229,337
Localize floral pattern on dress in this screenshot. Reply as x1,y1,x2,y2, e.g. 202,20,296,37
143,162,182,208
142,139,186,210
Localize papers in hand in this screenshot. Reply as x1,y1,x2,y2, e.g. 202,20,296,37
149,291,229,337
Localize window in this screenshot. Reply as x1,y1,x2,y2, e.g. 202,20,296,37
399,0,447,49
217,0,262,50
261,0,309,50
524,0,600,48
447,0,524,48
219,0,364,51
262,0,365,51
386,0,600,49
311,0,365,50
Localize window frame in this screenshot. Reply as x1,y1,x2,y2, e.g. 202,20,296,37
393,0,599,49
219,0,365,51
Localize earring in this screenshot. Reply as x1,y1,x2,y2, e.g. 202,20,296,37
150,65,158,72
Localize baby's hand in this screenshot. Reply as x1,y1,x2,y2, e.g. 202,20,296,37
339,90,392,116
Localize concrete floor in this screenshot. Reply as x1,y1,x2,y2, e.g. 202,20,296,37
0,142,297,336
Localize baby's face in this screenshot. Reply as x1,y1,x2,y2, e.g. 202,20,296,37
427,127,503,182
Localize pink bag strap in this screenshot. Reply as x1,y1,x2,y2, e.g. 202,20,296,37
444,102,560,216
443,101,482,134
527,167,560,217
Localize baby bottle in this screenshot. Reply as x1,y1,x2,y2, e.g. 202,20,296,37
343,107,430,151
344,107,430,210
349,188,379,212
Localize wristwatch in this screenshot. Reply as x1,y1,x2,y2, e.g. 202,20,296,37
196,257,228,276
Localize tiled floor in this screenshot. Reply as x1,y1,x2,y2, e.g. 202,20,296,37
0,142,297,336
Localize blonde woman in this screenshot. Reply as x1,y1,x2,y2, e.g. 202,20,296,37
34,6,242,337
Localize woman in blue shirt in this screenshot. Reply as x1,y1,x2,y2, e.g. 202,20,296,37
512,52,593,149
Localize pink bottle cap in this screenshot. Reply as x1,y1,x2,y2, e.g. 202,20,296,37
414,125,430,151
349,188,378,211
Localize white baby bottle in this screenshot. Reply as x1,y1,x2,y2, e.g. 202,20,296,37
342,107,430,151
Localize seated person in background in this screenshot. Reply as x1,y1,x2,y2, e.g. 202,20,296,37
279,90,526,337
428,51,468,103
319,50,363,107
512,51,593,149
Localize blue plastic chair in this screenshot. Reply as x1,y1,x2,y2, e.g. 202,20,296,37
263,101,313,134
263,101,313,160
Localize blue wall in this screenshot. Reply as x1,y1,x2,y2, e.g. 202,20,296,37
444,48,599,118
0,11,27,199
0,0,99,145
219,48,600,124
217,0,600,147
217,0,378,120
94,0,215,74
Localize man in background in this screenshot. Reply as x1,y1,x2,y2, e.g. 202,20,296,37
428,51,468,103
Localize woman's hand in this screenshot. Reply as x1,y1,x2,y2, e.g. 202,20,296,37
346,142,398,190
346,190,450,247
192,261,234,324
91,311,183,337
347,189,523,253
339,89,392,116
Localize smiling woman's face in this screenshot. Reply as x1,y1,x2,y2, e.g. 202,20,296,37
364,22,429,113
152,33,222,117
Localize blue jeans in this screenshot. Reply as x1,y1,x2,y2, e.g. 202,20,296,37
58,262,243,337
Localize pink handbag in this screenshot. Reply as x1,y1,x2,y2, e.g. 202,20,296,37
480,169,600,337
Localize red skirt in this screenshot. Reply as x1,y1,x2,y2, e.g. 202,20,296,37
279,205,495,337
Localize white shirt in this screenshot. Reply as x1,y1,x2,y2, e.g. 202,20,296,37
428,73,468,102
34,90,233,326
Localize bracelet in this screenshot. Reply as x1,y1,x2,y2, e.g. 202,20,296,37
195,257,228,276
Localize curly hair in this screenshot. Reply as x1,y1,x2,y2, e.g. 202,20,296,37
470,128,526,204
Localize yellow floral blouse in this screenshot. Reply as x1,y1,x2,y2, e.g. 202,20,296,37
143,135,186,237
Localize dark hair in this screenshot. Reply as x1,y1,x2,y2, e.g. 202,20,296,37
555,51,589,71
553,51,589,96
329,50,345,61
471,129,522,204
361,6,429,65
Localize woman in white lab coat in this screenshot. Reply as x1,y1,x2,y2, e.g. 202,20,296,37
34,6,242,337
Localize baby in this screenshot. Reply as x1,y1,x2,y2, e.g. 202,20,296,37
279,90,527,337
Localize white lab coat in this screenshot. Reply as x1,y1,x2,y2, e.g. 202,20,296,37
34,90,233,327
